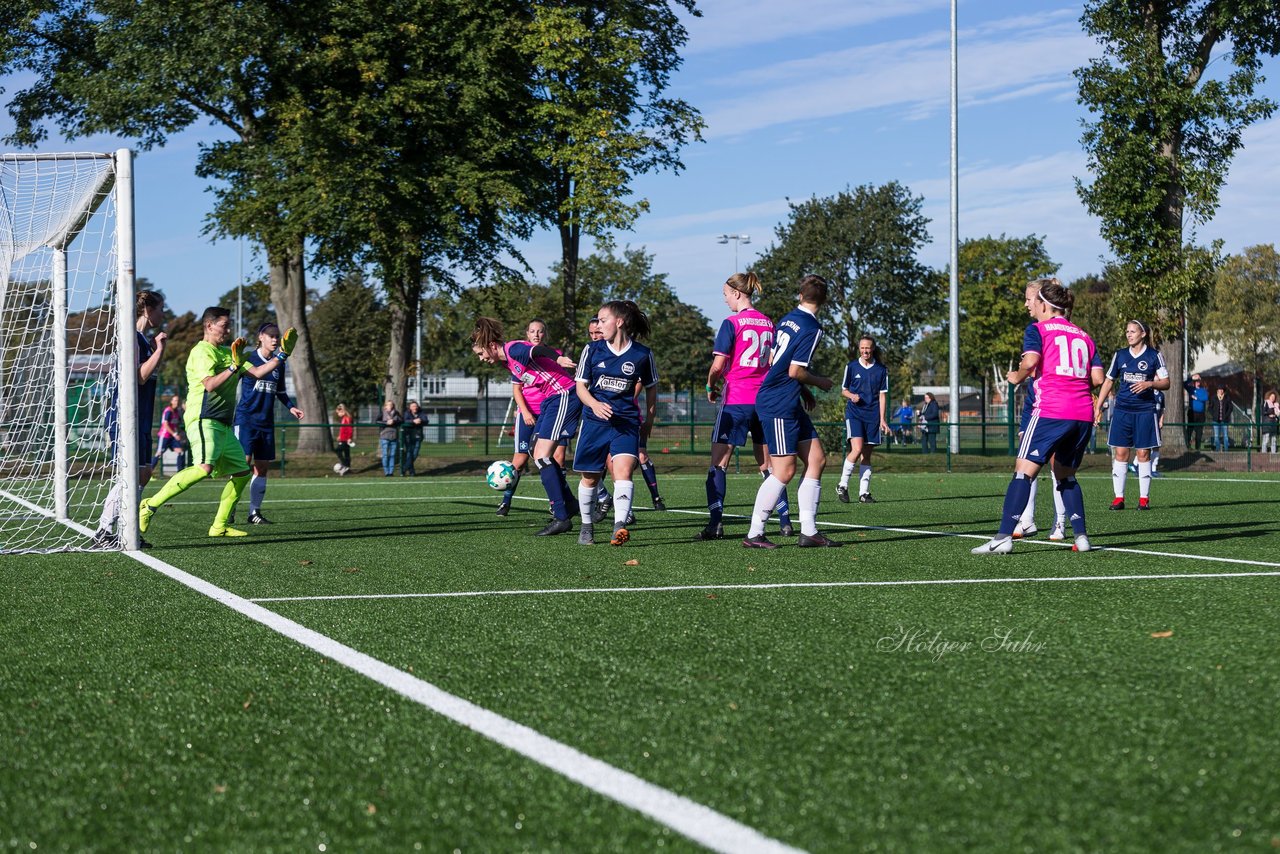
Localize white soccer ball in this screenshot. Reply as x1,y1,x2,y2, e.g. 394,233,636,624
333,463,343,473
486,460,517,490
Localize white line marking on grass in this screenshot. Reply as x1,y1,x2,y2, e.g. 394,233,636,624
125,550,802,854
250,569,1280,604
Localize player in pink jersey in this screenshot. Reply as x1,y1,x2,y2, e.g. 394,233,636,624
473,318,582,536
973,280,1104,555
694,272,795,541
496,319,569,516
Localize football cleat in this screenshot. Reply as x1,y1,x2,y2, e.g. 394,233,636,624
591,502,609,524
692,524,724,541
798,532,842,548
836,485,850,503
610,526,630,546
742,535,779,550
578,525,595,546
653,498,666,511
779,522,795,537
625,510,637,526
1072,534,1092,552
208,525,249,538
1138,497,1151,510
1012,521,1037,539
138,499,155,534
91,529,119,549
496,503,510,517
247,511,272,525
1048,520,1066,541
859,493,876,504
1108,497,1125,511
971,536,1013,555
536,517,573,537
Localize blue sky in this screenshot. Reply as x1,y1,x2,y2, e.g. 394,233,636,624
6,0,1280,328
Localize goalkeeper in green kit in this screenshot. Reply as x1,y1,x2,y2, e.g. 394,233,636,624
139,307,298,537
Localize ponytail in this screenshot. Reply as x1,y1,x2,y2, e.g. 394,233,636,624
725,271,762,298
601,300,651,340
136,289,163,317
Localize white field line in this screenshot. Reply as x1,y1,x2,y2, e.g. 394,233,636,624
125,549,802,854
0,489,96,538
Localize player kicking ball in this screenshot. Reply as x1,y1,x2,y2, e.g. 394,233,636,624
139,307,295,538
233,322,304,525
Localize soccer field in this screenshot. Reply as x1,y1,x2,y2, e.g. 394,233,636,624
4,471,1280,851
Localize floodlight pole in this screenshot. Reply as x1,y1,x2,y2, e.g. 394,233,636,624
716,234,751,272
948,0,961,453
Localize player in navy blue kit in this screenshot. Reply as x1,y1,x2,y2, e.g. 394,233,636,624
1093,320,1169,511
233,322,304,525
745,275,840,549
93,290,168,548
836,336,889,504
574,300,658,546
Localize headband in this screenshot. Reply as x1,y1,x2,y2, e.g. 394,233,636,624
1128,319,1149,337
1037,291,1067,312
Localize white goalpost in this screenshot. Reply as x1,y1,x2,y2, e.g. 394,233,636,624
1,149,137,554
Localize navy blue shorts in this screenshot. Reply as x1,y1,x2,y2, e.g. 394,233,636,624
574,418,640,473
535,393,581,447
235,423,275,461
758,406,819,457
1018,414,1092,470
1107,409,1161,450
712,404,765,447
845,415,882,445
157,435,184,453
515,416,538,454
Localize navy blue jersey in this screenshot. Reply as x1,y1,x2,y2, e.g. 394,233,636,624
575,339,658,424
756,306,823,414
842,358,888,419
233,349,292,427
1105,345,1167,413
105,331,157,440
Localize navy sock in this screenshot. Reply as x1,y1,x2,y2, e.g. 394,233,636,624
538,462,570,520
997,474,1033,537
1058,477,1086,535
502,470,521,505
640,460,660,500
707,467,727,527
776,487,792,525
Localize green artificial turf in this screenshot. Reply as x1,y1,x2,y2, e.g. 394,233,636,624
3,470,1278,851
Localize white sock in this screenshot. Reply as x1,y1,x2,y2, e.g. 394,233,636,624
749,475,787,538
1137,460,1152,499
97,484,122,533
1052,481,1066,526
578,482,598,523
1151,450,1160,472
797,477,822,536
1021,475,1039,526
613,480,634,528
249,474,267,514
858,464,872,496
1111,459,1128,499
839,458,855,488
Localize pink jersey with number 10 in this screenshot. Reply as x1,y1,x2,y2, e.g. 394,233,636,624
712,307,775,406
1028,318,1098,422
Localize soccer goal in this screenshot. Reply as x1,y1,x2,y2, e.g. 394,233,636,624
1,150,137,554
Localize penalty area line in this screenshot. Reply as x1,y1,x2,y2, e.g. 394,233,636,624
125,549,802,854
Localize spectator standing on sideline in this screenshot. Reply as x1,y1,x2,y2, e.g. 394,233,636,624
402,401,428,476
1183,373,1208,449
1260,391,1279,454
895,399,914,445
151,394,186,473
1211,386,1232,451
379,400,401,476
919,392,940,454
333,403,354,474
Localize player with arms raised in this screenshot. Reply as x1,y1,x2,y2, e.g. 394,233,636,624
233,322,304,524
972,280,1104,554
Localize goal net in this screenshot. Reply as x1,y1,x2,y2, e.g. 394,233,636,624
1,150,137,554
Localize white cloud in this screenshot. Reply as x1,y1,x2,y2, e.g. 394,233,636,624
682,0,949,55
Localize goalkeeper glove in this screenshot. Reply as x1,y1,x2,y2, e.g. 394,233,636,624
229,337,249,371
280,327,298,356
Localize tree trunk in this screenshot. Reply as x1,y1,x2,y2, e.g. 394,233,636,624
268,237,330,453
381,252,422,410
1162,336,1187,452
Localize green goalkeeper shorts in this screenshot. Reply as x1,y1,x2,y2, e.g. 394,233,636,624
187,418,248,477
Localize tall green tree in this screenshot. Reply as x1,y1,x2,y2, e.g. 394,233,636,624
519,0,704,341
1068,274,1125,360
754,182,937,392
309,272,391,413
1074,0,1280,443
1203,244,1280,412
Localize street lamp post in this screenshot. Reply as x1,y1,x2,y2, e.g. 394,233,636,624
716,233,751,272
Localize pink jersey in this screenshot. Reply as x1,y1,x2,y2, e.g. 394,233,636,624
504,340,573,413
1027,318,1098,421
712,307,775,406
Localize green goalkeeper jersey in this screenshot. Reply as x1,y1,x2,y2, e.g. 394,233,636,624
186,341,237,425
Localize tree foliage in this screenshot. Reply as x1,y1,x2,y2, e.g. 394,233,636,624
1203,244,1280,400
308,272,391,412
1068,274,1125,360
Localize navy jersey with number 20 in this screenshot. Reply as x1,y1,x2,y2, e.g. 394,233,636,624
755,306,822,415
